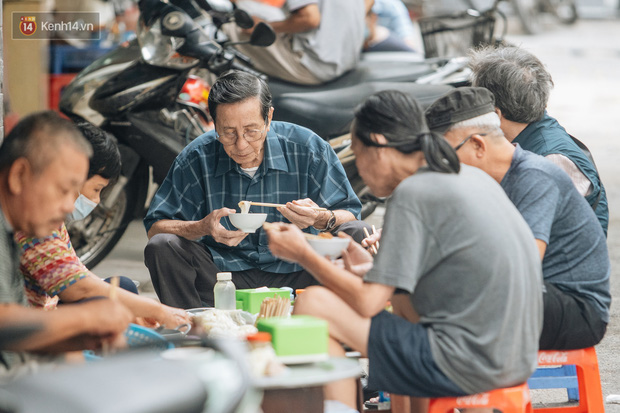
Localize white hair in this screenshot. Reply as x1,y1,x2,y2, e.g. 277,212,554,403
447,111,501,133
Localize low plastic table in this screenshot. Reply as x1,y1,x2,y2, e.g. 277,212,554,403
254,357,363,413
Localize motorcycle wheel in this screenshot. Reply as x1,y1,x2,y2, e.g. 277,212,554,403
67,163,149,269
547,0,578,24
512,0,544,34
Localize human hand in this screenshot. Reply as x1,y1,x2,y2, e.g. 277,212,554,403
341,233,373,277
76,299,133,350
158,305,192,329
265,222,313,264
57,332,127,352
362,226,382,255
134,316,158,328
200,208,248,246
278,198,321,229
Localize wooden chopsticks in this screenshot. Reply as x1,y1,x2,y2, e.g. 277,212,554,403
372,225,380,250
248,201,327,211
256,294,291,325
103,276,120,355
364,227,379,255
109,276,120,301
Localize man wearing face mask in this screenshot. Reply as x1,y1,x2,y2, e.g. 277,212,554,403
67,189,98,222
15,123,190,329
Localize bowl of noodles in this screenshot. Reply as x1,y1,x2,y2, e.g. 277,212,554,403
229,213,268,233
305,233,350,260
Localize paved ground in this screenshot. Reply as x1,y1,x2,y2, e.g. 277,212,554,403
92,15,620,410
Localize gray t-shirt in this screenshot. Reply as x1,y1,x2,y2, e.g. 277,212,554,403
365,165,543,394
0,209,26,306
0,206,30,371
501,145,610,322
286,0,365,81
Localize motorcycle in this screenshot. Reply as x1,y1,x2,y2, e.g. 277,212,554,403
59,0,486,268
457,0,577,35
511,0,577,34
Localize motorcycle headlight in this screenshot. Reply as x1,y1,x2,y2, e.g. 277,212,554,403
137,19,199,69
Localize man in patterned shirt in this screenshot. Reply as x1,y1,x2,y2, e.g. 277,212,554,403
144,71,365,308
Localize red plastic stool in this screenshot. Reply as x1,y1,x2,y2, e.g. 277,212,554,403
428,382,533,413
533,347,604,413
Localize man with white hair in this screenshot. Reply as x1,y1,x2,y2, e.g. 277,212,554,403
426,87,610,350
469,46,608,236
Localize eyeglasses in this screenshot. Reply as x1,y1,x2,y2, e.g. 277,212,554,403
217,118,268,146
453,133,486,151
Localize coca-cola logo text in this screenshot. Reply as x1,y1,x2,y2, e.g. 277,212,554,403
538,351,569,364
456,393,490,406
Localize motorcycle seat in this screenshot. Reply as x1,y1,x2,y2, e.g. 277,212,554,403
268,58,439,97
273,82,453,139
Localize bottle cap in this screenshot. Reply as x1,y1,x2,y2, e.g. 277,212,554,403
280,286,294,300
246,331,272,342
217,272,232,281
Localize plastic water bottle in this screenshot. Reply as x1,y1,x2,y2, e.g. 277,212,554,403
214,272,236,310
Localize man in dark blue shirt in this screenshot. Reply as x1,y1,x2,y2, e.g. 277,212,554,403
427,87,610,349
470,46,608,235
144,71,365,308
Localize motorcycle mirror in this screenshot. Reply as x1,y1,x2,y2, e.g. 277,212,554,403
234,9,255,30
249,22,276,47
161,8,195,37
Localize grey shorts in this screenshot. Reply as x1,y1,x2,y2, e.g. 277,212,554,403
367,310,466,398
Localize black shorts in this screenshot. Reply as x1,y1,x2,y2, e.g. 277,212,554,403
366,310,466,398
540,282,607,350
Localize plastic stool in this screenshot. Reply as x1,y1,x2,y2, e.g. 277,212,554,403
528,364,579,401
428,382,533,413
532,347,604,413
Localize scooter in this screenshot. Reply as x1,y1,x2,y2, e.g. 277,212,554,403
59,0,477,268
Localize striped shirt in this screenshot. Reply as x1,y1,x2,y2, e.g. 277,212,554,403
144,121,361,273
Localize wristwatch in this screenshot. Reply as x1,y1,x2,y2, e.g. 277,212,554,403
324,210,337,232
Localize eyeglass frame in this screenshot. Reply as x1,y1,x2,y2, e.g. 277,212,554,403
453,133,487,151
217,116,269,146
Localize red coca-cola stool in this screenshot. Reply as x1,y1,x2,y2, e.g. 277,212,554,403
428,382,533,413
532,347,604,413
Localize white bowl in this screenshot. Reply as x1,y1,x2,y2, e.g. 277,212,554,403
229,213,268,233
307,237,351,260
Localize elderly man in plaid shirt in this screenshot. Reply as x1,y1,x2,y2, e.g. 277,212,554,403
144,71,366,309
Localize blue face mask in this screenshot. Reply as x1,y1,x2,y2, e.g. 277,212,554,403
68,194,98,221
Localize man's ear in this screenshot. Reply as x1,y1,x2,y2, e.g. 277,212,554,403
7,158,30,195
265,106,275,133
370,132,388,145
494,107,502,119
470,134,487,158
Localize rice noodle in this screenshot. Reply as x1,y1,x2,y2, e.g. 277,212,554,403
238,201,251,214
193,309,257,339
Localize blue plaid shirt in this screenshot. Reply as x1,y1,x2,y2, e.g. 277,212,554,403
144,121,362,273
